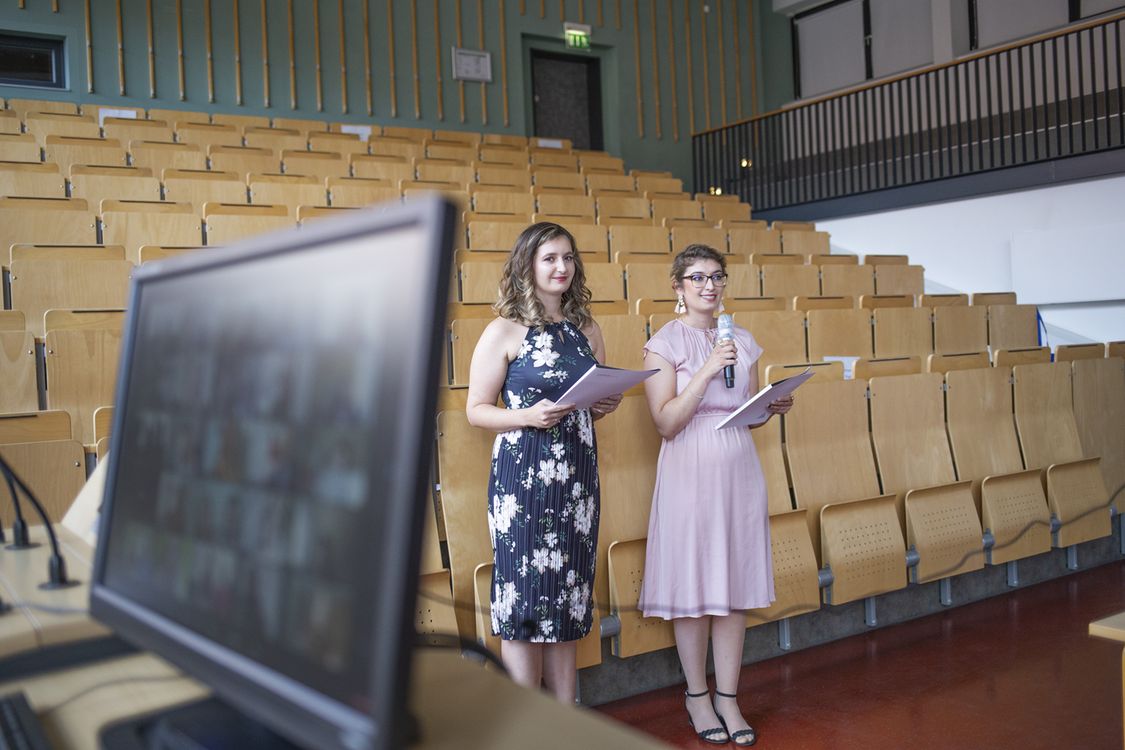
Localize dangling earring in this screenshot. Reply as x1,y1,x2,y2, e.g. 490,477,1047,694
674,294,686,314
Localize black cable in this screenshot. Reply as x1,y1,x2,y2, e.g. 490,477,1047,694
2,458,32,548
0,455,78,589
414,631,508,676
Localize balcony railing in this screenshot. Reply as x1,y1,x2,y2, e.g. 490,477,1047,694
694,11,1125,213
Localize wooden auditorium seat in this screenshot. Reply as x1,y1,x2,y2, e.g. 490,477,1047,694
820,265,875,298
43,310,125,446
243,126,306,152
0,311,37,414
972,291,1017,306
863,254,909,265
806,309,874,362
467,219,525,252
670,227,726,253
203,202,293,245
0,133,42,162
248,173,328,213
872,306,933,358
0,161,65,199
8,248,130,340
308,131,369,157
1071,357,1125,513
472,190,534,217
0,411,86,523
733,310,807,380
933,305,988,354
779,229,829,256
0,198,96,264
585,262,625,302
129,140,207,174
793,295,855,311
810,253,858,265
174,121,243,149
100,199,202,263
1012,362,1112,547
597,314,647,372
727,223,781,256
853,355,924,380
208,145,280,176
760,264,820,299
925,351,991,374
1055,343,1106,362
750,252,801,266
921,293,968,307
992,347,1051,367
162,169,248,210
326,176,399,208
868,373,984,582
69,165,161,203
873,264,924,296
860,294,915,309
282,150,350,178
24,112,100,141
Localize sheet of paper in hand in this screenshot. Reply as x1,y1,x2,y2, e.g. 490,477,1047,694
715,367,814,430
555,364,659,410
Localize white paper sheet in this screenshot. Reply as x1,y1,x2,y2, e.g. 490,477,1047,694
715,367,815,430
555,364,658,410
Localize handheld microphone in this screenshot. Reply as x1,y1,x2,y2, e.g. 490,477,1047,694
717,314,735,389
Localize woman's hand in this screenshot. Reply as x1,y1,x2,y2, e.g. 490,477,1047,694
523,399,576,429
591,393,623,417
704,338,738,380
767,394,794,415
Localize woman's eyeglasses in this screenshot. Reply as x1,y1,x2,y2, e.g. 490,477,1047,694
681,272,728,288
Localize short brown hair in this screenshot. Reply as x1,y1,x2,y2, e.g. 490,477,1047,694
670,244,727,288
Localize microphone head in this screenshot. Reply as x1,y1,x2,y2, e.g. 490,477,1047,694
717,313,735,340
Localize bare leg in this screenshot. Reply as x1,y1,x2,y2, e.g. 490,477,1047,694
541,641,578,703
501,640,544,691
673,616,727,741
712,612,755,745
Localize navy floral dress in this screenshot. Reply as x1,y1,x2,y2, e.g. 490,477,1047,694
488,320,600,642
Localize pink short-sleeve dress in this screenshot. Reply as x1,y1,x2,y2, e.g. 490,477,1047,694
637,319,776,619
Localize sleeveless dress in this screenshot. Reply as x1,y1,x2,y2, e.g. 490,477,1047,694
638,319,776,619
488,320,600,642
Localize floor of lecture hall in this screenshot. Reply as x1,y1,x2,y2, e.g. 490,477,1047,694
595,559,1125,750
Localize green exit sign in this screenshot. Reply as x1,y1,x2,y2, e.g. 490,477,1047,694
564,22,591,49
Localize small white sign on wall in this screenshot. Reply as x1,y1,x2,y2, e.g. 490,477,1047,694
451,47,492,83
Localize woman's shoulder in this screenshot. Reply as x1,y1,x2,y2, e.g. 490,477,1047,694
649,318,685,343
478,316,529,348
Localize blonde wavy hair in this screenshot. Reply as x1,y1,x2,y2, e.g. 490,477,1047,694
495,222,593,330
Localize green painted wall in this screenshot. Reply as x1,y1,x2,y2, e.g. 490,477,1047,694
754,0,795,114
0,0,769,187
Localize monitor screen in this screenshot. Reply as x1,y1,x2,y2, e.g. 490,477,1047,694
90,198,455,750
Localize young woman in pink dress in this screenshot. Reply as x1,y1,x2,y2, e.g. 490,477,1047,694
638,244,794,746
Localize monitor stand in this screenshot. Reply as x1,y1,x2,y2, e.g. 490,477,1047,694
99,697,302,750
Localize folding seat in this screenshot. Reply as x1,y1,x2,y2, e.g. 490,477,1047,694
0,161,65,198
308,132,368,156
426,142,476,162
1071,357,1125,512
163,169,247,210
635,175,682,194
537,194,596,219
933,305,988,354
609,225,670,256
210,113,271,130
869,373,984,581
102,117,173,144
43,135,127,173
873,264,924,296
760,264,820,299
281,149,349,178
1013,362,1112,547
0,197,96,265
43,310,126,445
69,165,161,203
100,199,202,263
174,122,243,149
0,410,87,522
243,126,306,152
533,171,585,193
415,160,474,187
248,173,328,212
728,222,780,255
785,377,905,605
530,151,579,170
9,248,130,338
806,309,874,362
368,136,426,160
24,112,99,142
988,304,1039,350
671,227,727,254
203,202,293,245
326,177,400,208
207,144,279,176
471,190,534,217
651,198,702,225
820,265,875,298
477,146,529,167
350,154,415,183
872,307,933,359
271,117,329,135
780,229,829,255
732,310,807,380
129,140,206,174
476,165,531,190
702,201,751,224
0,311,37,414
9,99,79,116
587,174,637,196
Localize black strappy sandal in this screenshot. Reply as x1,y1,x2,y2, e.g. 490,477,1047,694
713,690,757,747
685,689,729,745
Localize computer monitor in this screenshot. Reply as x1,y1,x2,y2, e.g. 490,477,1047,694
89,197,456,750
